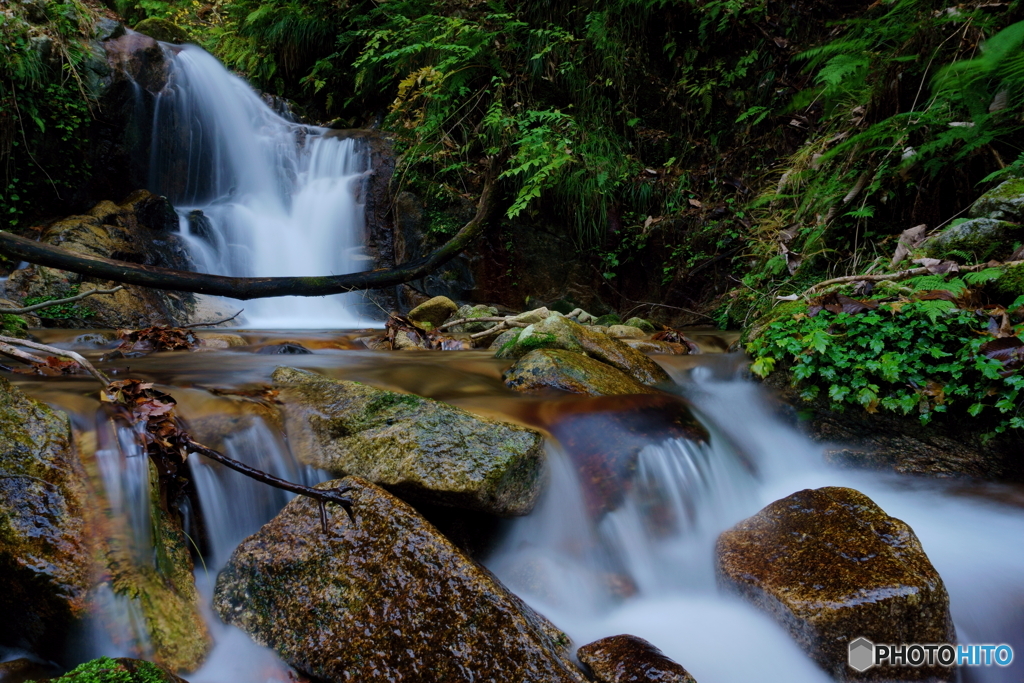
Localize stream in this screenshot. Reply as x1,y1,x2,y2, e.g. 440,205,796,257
9,331,1024,682
3,38,1023,682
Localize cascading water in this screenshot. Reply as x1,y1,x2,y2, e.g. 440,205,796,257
486,358,1024,683
148,45,373,328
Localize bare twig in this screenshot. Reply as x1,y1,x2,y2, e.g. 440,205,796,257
436,316,509,331
0,286,124,314
182,435,354,531
180,309,244,329
0,334,110,383
799,260,1024,298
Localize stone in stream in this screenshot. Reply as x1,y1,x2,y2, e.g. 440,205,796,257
407,295,458,328
495,314,672,386
577,634,697,683
503,349,660,397
272,366,545,516
605,324,647,339
446,303,500,333
715,487,954,682
0,377,90,657
213,477,588,683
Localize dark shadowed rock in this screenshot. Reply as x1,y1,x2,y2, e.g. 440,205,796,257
214,477,587,683
503,349,660,397
132,18,189,44
255,342,312,355
0,377,89,657
715,487,954,682
495,315,671,386
272,366,545,516
577,634,696,683
6,191,195,328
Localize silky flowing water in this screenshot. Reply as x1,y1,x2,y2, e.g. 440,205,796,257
7,333,1024,682
3,41,1022,682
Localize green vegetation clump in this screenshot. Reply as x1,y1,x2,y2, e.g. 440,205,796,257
594,314,622,327
748,299,1024,434
28,657,171,683
24,286,94,320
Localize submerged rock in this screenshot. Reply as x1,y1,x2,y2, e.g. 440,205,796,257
272,366,545,516
407,295,458,328
715,487,954,682
214,477,587,683
503,349,659,397
6,191,195,328
577,635,696,683
495,315,671,386
0,378,89,657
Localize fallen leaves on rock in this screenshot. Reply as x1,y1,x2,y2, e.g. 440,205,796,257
385,313,467,351
807,293,879,317
113,325,198,357
650,329,700,353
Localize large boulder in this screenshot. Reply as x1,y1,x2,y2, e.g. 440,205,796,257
577,635,696,683
923,217,1019,260
503,349,660,397
214,477,587,683
447,303,500,333
716,487,954,682
495,315,672,386
272,366,545,516
0,378,90,657
6,191,195,328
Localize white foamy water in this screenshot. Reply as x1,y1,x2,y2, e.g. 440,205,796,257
149,45,374,328
486,360,1024,683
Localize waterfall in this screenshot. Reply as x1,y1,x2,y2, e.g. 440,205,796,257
148,45,373,329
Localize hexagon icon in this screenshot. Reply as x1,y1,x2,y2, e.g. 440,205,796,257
848,637,875,672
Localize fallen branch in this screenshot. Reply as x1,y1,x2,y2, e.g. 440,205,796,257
436,316,510,331
182,435,353,532
0,334,110,383
0,286,124,314
180,309,243,329
798,260,1024,298
0,159,501,300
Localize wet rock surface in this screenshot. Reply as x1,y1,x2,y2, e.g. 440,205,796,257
716,487,954,681
272,366,545,516
0,377,89,657
577,634,697,683
213,477,587,683
6,192,195,328
407,295,458,328
495,315,672,386
503,349,660,397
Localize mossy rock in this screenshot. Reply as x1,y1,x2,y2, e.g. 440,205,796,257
594,313,622,327
408,295,458,328
447,304,499,333
623,317,655,333
716,487,954,682
968,177,1024,222
0,377,90,658
503,349,660,397
272,366,545,516
32,656,187,682
992,263,1024,299
490,327,523,352
213,477,587,683
495,315,672,386
923,218,1020,261
132,19,189,44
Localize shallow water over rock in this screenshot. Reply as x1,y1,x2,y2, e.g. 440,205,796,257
1,330,1021,682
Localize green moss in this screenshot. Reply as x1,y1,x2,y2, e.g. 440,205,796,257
29,657,172,683
623,317,654,332
993,263,1024,298
497,328,524,356
133,18,190,44
594,314,621,327
518,332,557,351
366,392,423,416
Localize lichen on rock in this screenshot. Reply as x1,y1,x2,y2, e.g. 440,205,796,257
213,476,587,683
503,349,661,396
272,366,545,516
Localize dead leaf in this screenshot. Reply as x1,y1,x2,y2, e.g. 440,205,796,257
807,293,879,317
980,336,1024,371
913,257,960,274
891,224,928,267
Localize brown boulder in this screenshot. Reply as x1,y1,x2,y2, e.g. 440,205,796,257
213,477,587,683
503,349,661,397
577,634,696,683
715,487,954,681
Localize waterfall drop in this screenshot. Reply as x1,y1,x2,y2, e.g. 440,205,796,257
149,45,374,329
